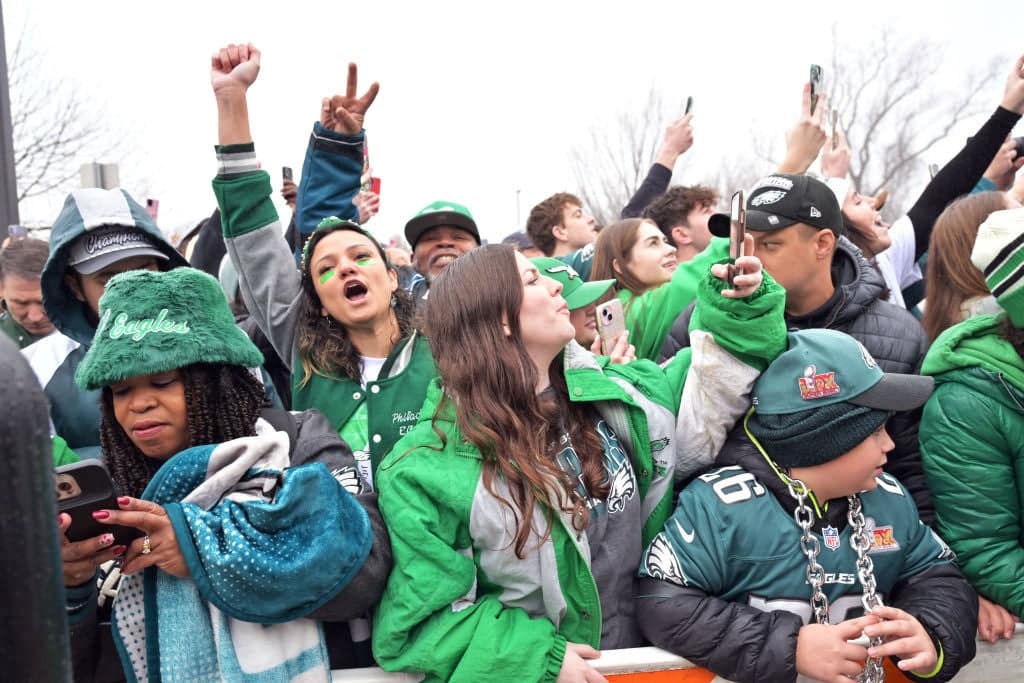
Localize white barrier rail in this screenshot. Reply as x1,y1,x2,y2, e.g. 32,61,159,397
332,624,1024,682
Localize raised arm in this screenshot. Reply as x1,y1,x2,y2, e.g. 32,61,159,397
777,83,828,175
622,112,694,218
209,43,302,368
296,64,379,236
905,53,1024,259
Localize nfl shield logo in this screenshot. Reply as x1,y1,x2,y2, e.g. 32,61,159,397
822,525,840,551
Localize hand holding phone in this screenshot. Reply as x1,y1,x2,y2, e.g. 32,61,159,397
56,461,144,547
282,166,294,181
728,190,746,287
809,64,823,116
595,299,627,356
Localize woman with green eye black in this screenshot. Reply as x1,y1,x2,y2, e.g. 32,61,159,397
209,43,434,490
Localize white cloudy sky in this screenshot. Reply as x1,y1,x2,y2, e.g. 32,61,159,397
5,0,1022,245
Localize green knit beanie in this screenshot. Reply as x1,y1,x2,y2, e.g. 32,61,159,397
75,268,264,390
747,328,935,467
747,402,890,468
970,207,1024,328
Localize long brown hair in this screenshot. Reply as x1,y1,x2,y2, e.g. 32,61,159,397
591,218,651,296
424,245,607,558
100,363,266,498
296,222,416,386
922,192,1007,340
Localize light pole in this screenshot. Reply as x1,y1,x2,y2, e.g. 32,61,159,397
0,0,19,233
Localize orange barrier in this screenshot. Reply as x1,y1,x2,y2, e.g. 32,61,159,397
332,625,1024,682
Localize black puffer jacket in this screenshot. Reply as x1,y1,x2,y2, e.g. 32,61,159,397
636,427,978,683
659,238,934,523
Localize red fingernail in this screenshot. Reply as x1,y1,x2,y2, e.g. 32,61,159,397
117,497,131,506
92,510,109,520
112,545,126,556
100,533,114,546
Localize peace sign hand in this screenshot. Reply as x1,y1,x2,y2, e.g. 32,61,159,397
320,63,380,135
97,497,190,578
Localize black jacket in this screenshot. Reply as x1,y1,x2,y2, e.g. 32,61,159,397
659,238,934,524
636,427,978,683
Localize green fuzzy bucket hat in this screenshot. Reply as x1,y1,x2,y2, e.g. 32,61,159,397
75,268,264,391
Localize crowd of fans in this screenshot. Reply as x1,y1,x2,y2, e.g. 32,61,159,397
5,41,1024,683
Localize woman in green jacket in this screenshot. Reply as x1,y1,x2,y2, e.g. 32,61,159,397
373,243,786,682
920,207,1024,644
590,217,729,361
209,44,433,489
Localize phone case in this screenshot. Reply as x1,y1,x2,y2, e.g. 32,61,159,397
595,300,627,354
56,461,143,546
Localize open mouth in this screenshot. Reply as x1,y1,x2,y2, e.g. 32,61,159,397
344,280,369,302
662,259,678,271
431,253,458,268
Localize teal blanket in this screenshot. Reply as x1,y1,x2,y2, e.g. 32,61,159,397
112,423,372,681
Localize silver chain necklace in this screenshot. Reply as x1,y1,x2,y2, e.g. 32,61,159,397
787,478,885,683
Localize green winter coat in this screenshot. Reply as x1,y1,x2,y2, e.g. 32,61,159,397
372,270,786,682
920,313,1024,616
619,238,730,361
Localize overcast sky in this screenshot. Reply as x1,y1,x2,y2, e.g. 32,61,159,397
5,0,1022,245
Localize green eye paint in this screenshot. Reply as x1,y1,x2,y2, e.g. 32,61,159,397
319,269,335,284
356,257,374,267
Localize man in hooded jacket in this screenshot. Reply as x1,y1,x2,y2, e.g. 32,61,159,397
23,188,187,459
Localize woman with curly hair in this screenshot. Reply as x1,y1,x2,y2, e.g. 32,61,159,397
59,267,389,680
209,44,433,490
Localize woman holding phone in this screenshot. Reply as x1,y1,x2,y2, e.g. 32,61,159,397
209,44,433,490
372,243,786,682
59,267,390,679
590,217,730,360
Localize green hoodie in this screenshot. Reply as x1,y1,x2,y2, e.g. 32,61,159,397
919,313,1024,616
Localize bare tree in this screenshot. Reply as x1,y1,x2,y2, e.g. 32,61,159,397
712,153,772,203
570,29,1004,228
8,29,119,203
829,26,1004,219
568,87,675,226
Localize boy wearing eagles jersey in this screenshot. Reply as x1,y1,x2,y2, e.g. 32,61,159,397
637,329,978,683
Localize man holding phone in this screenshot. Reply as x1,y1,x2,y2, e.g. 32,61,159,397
703,172,934,526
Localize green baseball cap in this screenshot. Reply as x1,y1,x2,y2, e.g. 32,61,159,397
404,200,480,249
752,329,933,416
531,257,614,310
